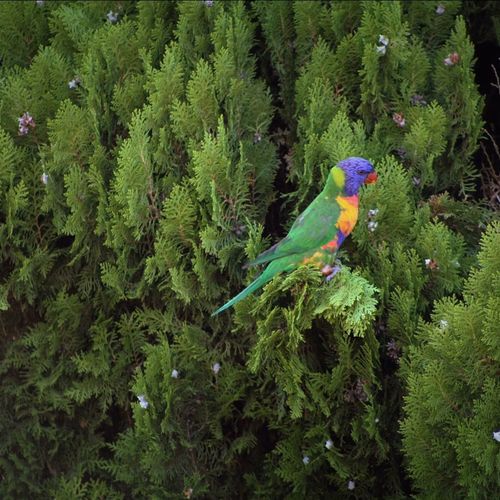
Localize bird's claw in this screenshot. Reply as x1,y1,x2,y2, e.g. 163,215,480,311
322,263,342,282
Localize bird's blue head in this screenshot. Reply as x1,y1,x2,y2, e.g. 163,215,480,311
336,157,377,196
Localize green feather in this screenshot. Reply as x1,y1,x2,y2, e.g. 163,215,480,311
211,275,267,316
245,171,342,268
212,255,298,316
212,166,345,316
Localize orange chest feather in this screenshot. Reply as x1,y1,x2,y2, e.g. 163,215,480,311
335,194,359,235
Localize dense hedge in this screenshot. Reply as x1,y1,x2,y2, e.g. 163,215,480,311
0,1,498,497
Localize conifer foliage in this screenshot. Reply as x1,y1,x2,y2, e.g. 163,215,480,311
0,1,497,497
401,222,500,498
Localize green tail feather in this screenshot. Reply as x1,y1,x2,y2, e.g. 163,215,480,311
211,273,271,316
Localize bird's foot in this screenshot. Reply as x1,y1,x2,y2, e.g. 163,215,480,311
321,262,342,282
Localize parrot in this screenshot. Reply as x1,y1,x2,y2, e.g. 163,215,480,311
211,157,377,316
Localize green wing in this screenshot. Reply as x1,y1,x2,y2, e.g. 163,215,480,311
246,192,341,267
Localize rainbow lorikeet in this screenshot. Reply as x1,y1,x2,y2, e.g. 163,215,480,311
212,157,377,316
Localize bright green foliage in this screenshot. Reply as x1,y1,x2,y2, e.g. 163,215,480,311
0,46,72,142
0,1,495,498
253,1,296,123
357,2,412,126
108,331,254,498
402,102,447,187
402,223,500,498
82,20,145,144
433,17,484,192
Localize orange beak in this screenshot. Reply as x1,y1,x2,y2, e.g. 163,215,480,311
364,172,378,184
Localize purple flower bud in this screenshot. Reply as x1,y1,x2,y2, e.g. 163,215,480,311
410,94,427,106
386,339,401,362
395,147,407,159
107,11,119,23
302,455,310,465
233,223,246,236
436,4,445,15
348,480,356,490
212,362,221,375
325,439,334,450
18,112,36,136
19,112,35,128
344,379,368,403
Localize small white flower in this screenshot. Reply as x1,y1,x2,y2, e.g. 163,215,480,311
375,417,380,423
439,319,448,330
41,172,49,185
425,258,439,270
412,176,421,186
436,4,445,15
493,430,500,442
68,78,80,89
171,369,180,379
368,208,379,218
444,56,453,66
302,455,310,465
107,11,119,23
376,45,387,56
392,112,406,127
204,0,214,6
325,439,334,450
137,394,149,409
348,480,356,490
367,221,378,232
378,35,389,46
212,362,221,375
36,0,44,6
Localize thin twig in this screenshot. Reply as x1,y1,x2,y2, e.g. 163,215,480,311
491,61,500,94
